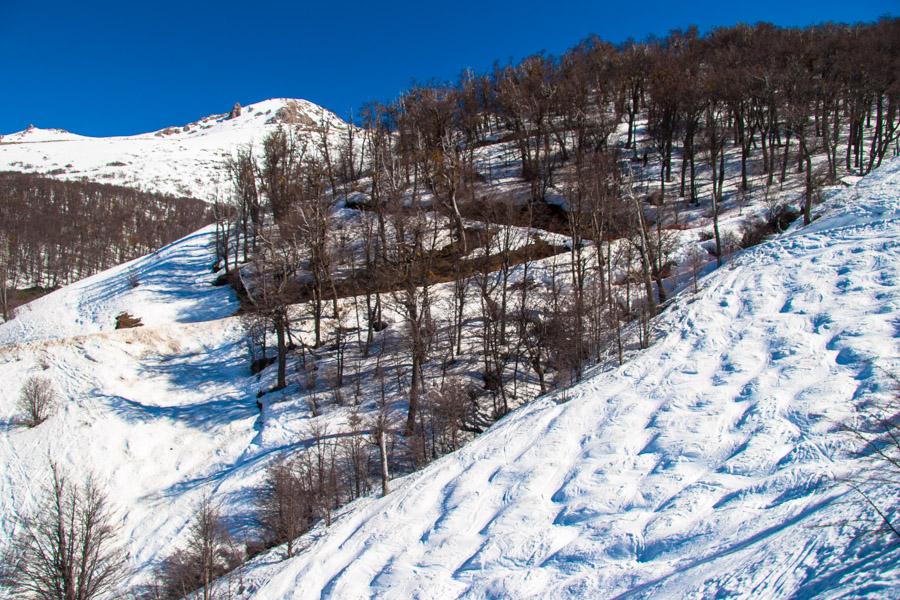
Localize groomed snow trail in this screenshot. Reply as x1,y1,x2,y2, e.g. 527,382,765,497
238,161,900,598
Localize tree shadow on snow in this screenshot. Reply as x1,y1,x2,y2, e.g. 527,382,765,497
155,430,368,500
77,229,237,324
100,337,258,429
101,393,258,431
135,341,249,394
609,495,840,599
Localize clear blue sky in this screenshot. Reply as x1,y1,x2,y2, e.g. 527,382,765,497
1,0,895,136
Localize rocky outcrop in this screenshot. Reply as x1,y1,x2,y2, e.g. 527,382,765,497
155,127,182,137
229,102,242,119
266,100,316,127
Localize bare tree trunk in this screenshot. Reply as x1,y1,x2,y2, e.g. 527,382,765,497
379,429,390,496
275,309,287,390
800,136,814,225
710,141,723,267
631,192,657,315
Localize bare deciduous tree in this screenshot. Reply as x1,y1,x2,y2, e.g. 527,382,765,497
0,231,16,322
17,376,56,427
0,463,127,600
154,496,241,600
257,460,309,558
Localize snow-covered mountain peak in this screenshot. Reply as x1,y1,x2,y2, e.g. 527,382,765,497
0,97,351,200
0,125,87,143
145,98,348,140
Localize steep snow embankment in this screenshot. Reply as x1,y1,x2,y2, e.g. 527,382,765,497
235,160,900,598
0,98,351,199
0,225,236,345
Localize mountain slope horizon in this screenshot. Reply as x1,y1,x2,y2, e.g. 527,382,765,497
0,97,351,200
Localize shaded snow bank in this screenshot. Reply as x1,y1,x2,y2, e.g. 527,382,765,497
235,159,900,599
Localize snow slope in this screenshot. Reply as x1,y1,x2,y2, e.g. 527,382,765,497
0,225,236,345
0,98,350,199
0,216,385,593
0,225,252,589
0,153,896,598
232,159,900,598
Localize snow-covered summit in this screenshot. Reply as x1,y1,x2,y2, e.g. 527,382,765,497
0,125,88,143
0,98,351,199
230,159,900,598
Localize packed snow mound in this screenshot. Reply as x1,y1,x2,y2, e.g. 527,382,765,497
0,225,238,345
236,159,900,598
0,98,351,199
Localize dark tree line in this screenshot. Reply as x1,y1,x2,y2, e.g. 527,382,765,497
0,172,212,320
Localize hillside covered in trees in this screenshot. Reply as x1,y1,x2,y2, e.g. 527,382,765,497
0,172,211,320
208,18,899,441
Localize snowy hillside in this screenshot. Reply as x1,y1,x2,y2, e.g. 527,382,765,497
0,226,236,346
0,226,250,590
0,98,350,199
225,159,900,598
0,157,896,598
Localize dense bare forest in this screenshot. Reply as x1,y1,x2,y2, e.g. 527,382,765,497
217,17,900,424
0,172,211,320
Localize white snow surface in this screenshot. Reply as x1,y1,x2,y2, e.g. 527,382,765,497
0,225,237,345
233,159,900,598
0,225,249,592
0,98,350,199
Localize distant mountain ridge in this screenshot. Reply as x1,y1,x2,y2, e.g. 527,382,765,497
0,98,351,200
